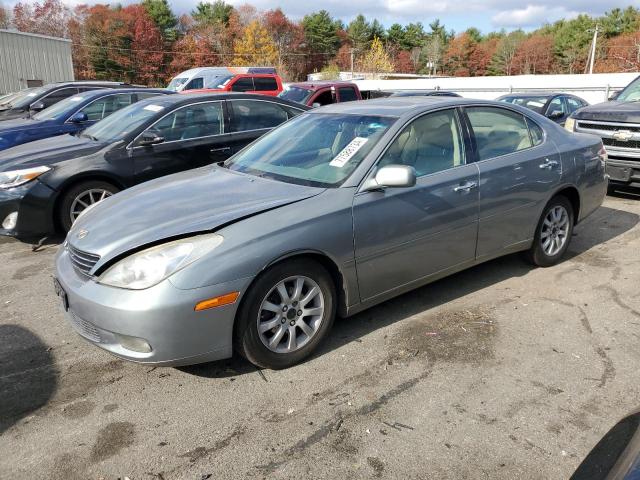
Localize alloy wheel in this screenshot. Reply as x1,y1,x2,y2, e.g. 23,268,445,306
257,275,325,353
540,205,569,256
69,188,113,224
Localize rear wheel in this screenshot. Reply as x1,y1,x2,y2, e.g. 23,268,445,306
525,195,574,267
58,180,119,232
234,259,336,369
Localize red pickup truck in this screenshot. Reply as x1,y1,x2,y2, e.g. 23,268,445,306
278,81,362,107
181,73,284,97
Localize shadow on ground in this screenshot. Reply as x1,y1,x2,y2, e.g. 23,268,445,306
182,204,638,378
0,325,58,434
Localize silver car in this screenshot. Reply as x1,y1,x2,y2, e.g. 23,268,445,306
54,97,608,369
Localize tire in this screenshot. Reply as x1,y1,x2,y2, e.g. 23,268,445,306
607,184,617,196
57,180,119,232
525,195,574,267
234,259,336,369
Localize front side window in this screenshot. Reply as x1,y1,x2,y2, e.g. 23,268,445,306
467,107,533,160
378,109,464,177
167,77,188,91
254,77,278,91
546,97,566,116
229,100,288,132
32,92,90,121
78,93,134,121
338,87,358,102
566,97,584,113
184,77,204,90
225,113,396,187
40,88,79,108
147,102,223,141
231,77,255,92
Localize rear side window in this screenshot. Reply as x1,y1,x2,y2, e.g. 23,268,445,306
338,87,358,102
229,100,288,132
41,87,78,108
184,77,204,90
466,107,533,161
254,77,278,91
231,77,255,92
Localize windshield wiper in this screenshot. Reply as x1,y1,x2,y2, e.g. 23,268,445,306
81,133,98,141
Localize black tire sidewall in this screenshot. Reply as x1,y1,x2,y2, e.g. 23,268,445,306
58,180,119,232
235,259,336,369
529,195,574,267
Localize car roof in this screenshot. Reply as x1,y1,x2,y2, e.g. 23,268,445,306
309,96,471,117
47,81,135,88
134,92,310,110
498,93,558,99
287,81,357,91
75,88,171,99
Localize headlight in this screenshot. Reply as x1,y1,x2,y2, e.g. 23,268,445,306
0,166,50,189
98,233,223,290
565,117,576,132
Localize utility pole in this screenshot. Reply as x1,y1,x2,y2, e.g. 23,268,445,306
350,48,355,79
588,23,599,74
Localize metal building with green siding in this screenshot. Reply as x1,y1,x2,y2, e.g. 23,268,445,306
0,29,74,94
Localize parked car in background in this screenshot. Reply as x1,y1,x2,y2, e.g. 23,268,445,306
0,88,171,151
388,90,461,97
0,82,138,122
278,81,362,107
566,75,640,192
497,92,588,126
168,67,282,96
571,409,640,480
0,93,307,236
54,97,607,369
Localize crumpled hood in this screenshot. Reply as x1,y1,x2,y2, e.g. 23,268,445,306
574,101,640,123
0,134,108,171
68,166,325,265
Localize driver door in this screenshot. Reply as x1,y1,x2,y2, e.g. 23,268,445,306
131,100,229,184
352,108,480,301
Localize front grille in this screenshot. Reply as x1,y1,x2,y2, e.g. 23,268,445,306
578,122,640,133
68,311,101,342
603,138,640,149
67,244,100,277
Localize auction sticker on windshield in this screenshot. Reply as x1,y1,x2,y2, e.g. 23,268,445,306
329,137,368,168
144,105,164,112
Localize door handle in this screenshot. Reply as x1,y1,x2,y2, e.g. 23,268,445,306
539,159,559,170
454,181,478,193
210,146,231,153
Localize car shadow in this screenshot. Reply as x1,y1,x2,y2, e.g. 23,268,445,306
180,204,639,378
0,325,58,434
607,187,640,200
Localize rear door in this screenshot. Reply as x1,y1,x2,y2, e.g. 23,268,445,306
353,108,480,301
72,92,135,129
226,99,301,155
131,100,229,183
464,106,562,260
229,76,255,93
253,76,280,96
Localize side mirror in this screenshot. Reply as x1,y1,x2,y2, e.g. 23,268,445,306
362,165,417,191
547,110,564,119
312,102,321,108
137,131,165,147
29,101,45,112
69,111,88,123
608,91,619,101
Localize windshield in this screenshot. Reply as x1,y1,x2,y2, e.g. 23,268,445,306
616,76,640,101
278,87,313,105
82,100,165,142
167,77,188,91
32,93,90,121
225,113,396,187
499,96,548,114
2,87,47,109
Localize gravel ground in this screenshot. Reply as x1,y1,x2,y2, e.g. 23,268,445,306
1,192,640,480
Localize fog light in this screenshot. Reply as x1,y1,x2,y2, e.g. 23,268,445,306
114,333,152,353
2,211,17,230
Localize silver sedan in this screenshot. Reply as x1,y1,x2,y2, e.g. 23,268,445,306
54,97,608,369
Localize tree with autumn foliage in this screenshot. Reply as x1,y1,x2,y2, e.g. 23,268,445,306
233,20,278,67
12,0,70,37
512,34,555,74
360,36,393,75
598,32,640,72
263,8,304,80
0,6,10,29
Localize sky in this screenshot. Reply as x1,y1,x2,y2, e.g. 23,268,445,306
5,0,640,33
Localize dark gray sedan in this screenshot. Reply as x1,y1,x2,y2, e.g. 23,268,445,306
54,97,608,369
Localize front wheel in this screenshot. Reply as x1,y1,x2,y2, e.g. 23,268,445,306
58,180,119,232
234,259,336,369
525,195,574,267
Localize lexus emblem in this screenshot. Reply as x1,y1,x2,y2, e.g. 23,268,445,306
77,229,89,239
613,130,634,142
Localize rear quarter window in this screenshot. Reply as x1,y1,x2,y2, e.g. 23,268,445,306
254,77,279,91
